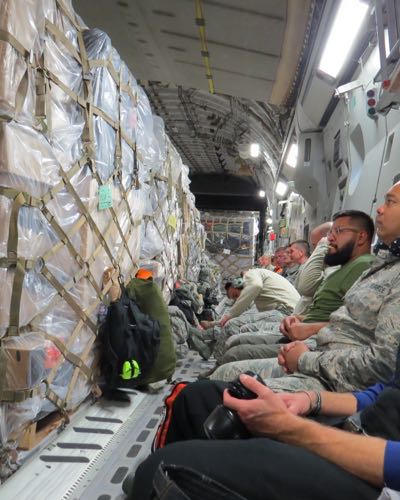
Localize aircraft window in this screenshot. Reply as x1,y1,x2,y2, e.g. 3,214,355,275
348,124,365,196
304,138,311,164
384,133,394,163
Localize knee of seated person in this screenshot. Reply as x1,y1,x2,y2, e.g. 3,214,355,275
131,445,180,500
169,380,209,413
221,346,242,364
210,362,241,381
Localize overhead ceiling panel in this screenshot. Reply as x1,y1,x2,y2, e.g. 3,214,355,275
73,0,320,206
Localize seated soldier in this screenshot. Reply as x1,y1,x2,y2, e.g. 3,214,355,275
282,240,310,285
257,253,274,270
193,269,300,362
203,181,400,391
218,211,374,368
130,373,400,500
292,221,334,316
272,246,287,274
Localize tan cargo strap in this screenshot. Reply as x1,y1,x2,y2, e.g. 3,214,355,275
115,69,123,164
87,165,137,266
45,333,92,379
44,67,87,108
121,130,136,152
45,385,68,416
92,105,118,131
89,60,120,88
76,30,90,79
56,0,82,32
65,332,96,403
1,189,28,335
35,53,47,119
45,20,82,66
120,82,137,103
154,174,168,183
0,385,42,403
0,29,29,59
41,265,97,333
0,257,36,270
59,168,117,268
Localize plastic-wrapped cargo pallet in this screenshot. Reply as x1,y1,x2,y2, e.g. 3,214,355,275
202,211,258,279
0,0,204,476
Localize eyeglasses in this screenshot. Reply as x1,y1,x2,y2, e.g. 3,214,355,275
328,227,360,236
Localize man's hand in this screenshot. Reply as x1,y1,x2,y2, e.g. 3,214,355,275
279,315,300,336
277,341,310,373
286,323,313,341
278,392,313,416
220,314,231,327
286,322,327,341
223,374,297,436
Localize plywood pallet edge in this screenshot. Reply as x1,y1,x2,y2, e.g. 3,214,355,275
17,410,68,451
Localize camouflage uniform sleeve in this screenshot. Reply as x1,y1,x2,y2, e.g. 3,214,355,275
297,286,400,392
228,271,263,318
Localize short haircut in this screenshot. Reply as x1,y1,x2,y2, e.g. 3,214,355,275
274,246,287,254
332,210,375,242
290,239,310,257
224,281,233,291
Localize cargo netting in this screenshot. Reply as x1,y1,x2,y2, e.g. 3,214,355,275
0,0,205,464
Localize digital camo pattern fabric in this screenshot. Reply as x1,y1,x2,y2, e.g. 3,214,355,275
202,310,286,363
212,254,400,393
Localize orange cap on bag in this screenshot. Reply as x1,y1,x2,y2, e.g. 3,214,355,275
136,268,153,280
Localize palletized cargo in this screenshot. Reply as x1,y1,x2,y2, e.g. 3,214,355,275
0,0,204,475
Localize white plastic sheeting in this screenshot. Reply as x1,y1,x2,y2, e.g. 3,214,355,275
0,0,204,466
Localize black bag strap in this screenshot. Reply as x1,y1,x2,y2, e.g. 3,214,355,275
152,463,248,500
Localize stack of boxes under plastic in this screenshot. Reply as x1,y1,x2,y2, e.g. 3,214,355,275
137,92,205,300
202,211,257,279
0,0,203,474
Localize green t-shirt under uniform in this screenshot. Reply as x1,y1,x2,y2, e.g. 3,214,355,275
303,254,374,323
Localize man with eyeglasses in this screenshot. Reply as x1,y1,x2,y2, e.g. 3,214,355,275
200,182,400,393
128,182,400,500
210,210,374,378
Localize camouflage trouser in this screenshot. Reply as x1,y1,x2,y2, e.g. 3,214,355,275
210,357,285,381
221,333,318,365
221,342,281,364
224,332,284,350
209,358,328,392
209,310,286,363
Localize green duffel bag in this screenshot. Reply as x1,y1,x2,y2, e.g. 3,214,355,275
126,278,176,384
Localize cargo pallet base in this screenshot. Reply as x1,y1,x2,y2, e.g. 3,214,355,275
1,351,213,500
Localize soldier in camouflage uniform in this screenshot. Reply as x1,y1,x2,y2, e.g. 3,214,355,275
200,308,288,362
218,212,374,366
208,182,400,393
168,305,194,360
195,270,299,363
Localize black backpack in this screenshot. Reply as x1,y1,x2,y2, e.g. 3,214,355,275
99,288,161,389
169,289,197,326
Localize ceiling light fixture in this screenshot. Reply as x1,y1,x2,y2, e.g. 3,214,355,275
318,0,369,79
275,181,288,197
258,190,266,198
250,143,260,158
286,143,298,168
